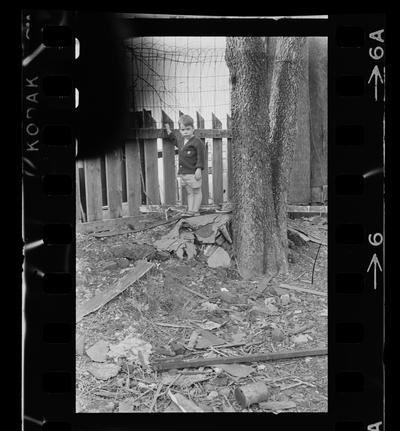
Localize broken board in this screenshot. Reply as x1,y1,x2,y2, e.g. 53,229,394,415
76,260,154,322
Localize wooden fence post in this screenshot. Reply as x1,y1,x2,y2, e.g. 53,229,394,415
227,114,233,202
288,39,311,204
212,113,223,205
143,109,161,205
197,111,209,205
125,137,141,216
84,157,103,221
162,110,177,205
105,147,123,219
178,110,187,206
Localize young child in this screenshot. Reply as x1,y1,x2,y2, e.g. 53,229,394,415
164,114,205,216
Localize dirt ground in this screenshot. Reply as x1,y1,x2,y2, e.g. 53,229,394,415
76,211,327,413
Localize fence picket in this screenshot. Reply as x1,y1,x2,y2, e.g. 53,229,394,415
178,110,187,206
143,110,161,205
197,111,209,205
125,139,141,215
84,157,103,221
212,113,223,205
161,110,177,205
105,148,123,219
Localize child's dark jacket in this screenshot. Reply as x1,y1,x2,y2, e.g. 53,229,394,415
164,132,205,175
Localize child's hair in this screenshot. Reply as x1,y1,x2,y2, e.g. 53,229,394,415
178,114,194,128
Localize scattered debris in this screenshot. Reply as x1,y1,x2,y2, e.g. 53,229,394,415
154,214,232,262
108,335,152,366
76,260,154,322
234,382,269,408
86,340,109,362
77,212,327,413
86,363,121,380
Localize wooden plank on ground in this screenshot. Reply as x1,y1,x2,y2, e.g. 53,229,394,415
154,348,327,371
84,157,103,221
143,110,161,205
105,147,123,219
76,260,154,322
212,113,223,205
162,110,176,205
227,114,233,202
125,140,141,216
197,112,209,205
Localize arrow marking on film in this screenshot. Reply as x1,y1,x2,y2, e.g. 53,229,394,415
367,253,382,290
368,65,384,102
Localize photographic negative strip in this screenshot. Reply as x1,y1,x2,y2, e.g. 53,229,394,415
21,9,385,430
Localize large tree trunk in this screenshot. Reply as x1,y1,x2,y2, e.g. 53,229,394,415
225,37,305,279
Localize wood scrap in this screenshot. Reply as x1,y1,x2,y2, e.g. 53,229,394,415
153,348,328,371
76,260,154,322
279,283,327,297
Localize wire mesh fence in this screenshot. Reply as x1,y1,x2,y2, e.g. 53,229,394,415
126,37,231,129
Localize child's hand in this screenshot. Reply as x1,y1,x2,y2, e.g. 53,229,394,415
194,168,202,180
164,123,171,134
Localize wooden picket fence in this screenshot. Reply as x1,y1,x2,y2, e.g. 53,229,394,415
76,109,233,224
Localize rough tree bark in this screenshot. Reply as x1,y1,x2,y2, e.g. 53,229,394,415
225,37,306,279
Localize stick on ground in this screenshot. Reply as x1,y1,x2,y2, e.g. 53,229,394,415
153,348,327,371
